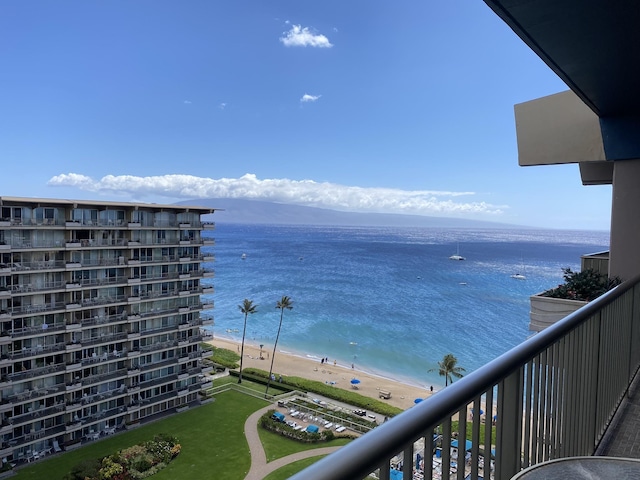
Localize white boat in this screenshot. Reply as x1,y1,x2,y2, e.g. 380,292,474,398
511,257,526,279
241,253,247,260
449,243,465,261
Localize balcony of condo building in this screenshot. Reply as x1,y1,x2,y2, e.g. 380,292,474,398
0,196,216,462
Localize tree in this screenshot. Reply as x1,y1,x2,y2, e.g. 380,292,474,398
265,296,293,397
430,353,465,387
237,299,257,384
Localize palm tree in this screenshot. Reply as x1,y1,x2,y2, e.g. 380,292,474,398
429,353,466,386
237,299,257,384
265,295,293,397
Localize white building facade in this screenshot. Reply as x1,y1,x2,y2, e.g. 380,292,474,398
0,197,215,462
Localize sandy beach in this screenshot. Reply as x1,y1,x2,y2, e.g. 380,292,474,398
208,338,436,411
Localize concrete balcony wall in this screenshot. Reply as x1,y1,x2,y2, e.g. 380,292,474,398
515,90,606,167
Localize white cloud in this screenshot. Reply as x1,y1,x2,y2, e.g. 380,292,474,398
300,94,321,103
48,173,505,217
280,25,333,48
183,100,192,104
219,103,227,110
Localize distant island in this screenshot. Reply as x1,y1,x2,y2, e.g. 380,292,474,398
176,198,527,229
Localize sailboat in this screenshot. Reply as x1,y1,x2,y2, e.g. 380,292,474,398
449,243,465,261
511,257,526,279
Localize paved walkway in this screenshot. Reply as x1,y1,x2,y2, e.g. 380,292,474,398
243,405,342,480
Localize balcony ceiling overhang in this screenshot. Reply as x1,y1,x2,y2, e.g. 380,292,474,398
483,0,640,118
485,0,640,183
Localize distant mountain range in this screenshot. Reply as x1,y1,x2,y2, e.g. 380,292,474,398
176,198,523,229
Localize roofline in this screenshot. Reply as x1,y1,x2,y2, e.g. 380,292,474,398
0,196,218,214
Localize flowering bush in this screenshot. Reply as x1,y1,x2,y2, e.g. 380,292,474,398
170,444,182,457
63,434,181,480
541,268,621,302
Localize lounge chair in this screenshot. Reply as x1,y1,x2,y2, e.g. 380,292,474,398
52,440,62,452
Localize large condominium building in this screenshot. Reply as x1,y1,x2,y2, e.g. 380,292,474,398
0,197,215,463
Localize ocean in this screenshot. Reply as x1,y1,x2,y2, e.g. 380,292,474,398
201,224,609,389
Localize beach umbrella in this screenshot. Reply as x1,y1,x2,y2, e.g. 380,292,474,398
390,469,403,480
451,439,473,451
414,398,423,404
350,378,361,385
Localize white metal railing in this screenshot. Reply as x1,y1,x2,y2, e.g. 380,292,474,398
292,276,640,480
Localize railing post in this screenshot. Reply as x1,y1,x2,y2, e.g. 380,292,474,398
496,368,524,480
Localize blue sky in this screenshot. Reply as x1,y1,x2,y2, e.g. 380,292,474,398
0,1,612,230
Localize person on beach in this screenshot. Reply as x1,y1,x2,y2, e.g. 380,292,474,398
321,358,324,364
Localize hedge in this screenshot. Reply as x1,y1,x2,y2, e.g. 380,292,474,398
243,368,403,418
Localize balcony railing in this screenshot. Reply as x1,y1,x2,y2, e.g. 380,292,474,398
11,280,66,293
292,275,640,480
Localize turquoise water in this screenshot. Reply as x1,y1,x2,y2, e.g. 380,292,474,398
201,224,609,389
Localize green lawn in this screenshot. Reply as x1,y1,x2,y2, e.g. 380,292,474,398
212,375,290,396
13,391,268,480
11,389,353,480
263,456,327,480
263,457,377,480
258,427,351,462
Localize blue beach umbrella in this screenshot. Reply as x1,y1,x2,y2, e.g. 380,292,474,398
414,398,423,404
451,439,473,451
390,469,403,480
350,378,361,385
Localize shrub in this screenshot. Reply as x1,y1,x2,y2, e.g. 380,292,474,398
98,456,124,480
65,433,181,480
211,347,240,369
542,268,622,302
244,368,402,418
63,458,102,480
131,457,152,473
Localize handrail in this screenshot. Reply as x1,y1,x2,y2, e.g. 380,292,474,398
292,275,640,480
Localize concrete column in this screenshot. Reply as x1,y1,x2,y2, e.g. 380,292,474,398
610,159,640,280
